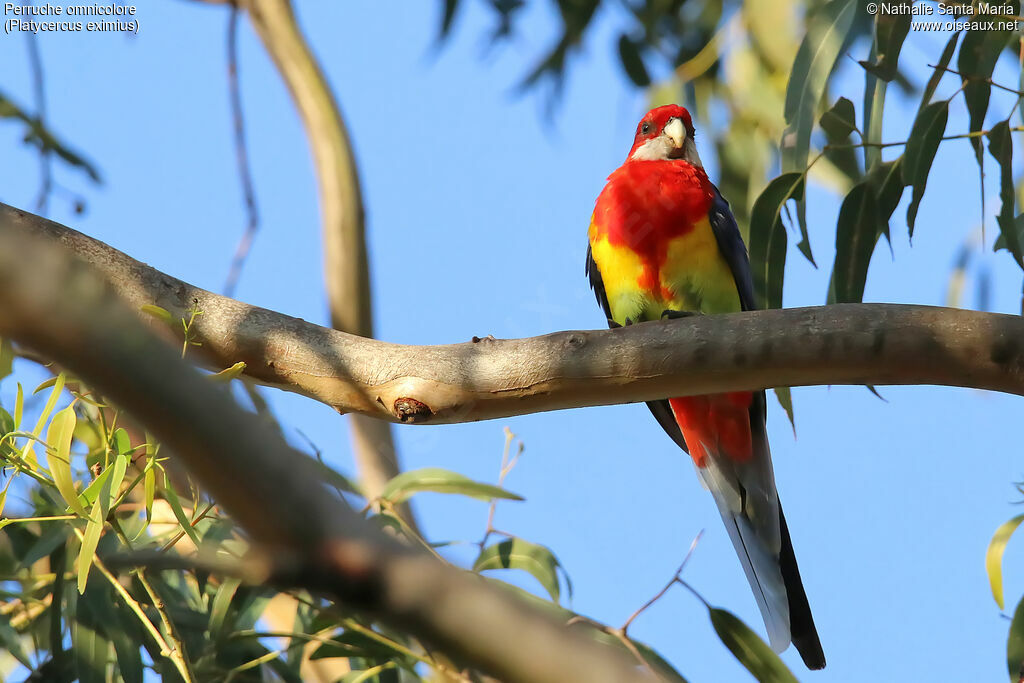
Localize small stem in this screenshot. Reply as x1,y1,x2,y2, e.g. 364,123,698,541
621,530,703,635
929,62,1024,97
72,527,189,681
223,1,261,298
136,570,196,683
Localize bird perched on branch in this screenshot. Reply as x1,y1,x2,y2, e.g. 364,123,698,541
585,104,825,669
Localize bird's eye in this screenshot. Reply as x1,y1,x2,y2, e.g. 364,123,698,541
640,122,651,135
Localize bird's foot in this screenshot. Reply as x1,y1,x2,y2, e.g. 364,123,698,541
608,317,635,329
661,309,701,321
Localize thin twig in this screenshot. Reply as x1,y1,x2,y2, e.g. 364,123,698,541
72,527,193,681
478,428,522,550
135,570,197,683
930,62,1024,97
621,530,703,635
223,2,260,298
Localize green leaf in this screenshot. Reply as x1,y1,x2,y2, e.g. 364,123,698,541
344,665,401,683
143,463,155,531
618,34,651,87
77,498,105,594
163,479,202,547
0,88,102,184
18,524,70,570
988,121,1023,267
858,2,910,81
24,372,65,466
0,337,12,380
108,453,128,511
207,576,242,640
439,0,459,39
72,588,112,683
112,427,131,456
14,381,23,427
210,361,247,383
820,97,856,140
709,608,799,683
0,477,12,518
866,156,907,243
473,537,569,602
0,615,32,668
822,96,863,181
782,0,856,174
994,215,1024,257
781,0,854,262
310,630,411,661
921,33,960,107
0,406,15,460
749,173,804,309
140,304,173,325
987,514,1024,609
1010,594,1024,681
380,467,524,504
90,589,144,683
958,11,1018,162
774,387,795,434
49,406,88,516
829,182,880,304
862,42,887,172
75,466,113,510
902,100,948,236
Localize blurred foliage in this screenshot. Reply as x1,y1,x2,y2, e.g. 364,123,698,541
0,89,101,211
0,346,798,681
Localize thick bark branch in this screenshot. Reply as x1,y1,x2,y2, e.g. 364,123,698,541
242,0,405,509
4,203,1024,426
0,203,655,683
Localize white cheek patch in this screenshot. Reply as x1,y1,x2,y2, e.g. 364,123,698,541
630,135,704,167
631,137,672,161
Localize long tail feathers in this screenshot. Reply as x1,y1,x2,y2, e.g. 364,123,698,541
718,505,791,651
779,505,826,669
707,477,825,669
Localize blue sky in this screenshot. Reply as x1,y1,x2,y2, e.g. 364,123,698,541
1,2,1023,681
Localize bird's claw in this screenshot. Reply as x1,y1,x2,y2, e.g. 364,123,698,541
661,309,700,320
608,317,635,329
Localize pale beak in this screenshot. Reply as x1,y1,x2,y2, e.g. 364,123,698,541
663,117,686,149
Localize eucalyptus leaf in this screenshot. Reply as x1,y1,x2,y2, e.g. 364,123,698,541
710,608,799,683
957,11,1018,162
49,406,87,516
473,537,569,602
987,121,1022,267
380,467,523,504
829,182,880,304
1010,594,1024,681
902,100,948,236
921,33,959,107
987,514,1024,609
749,173,804,309
618,34,651,87
782,0,857,173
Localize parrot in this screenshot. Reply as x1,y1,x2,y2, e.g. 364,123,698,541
585,104,825,670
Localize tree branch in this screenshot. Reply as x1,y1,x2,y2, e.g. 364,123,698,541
4,202,1024,426
0,204,656,683
241,0,405,510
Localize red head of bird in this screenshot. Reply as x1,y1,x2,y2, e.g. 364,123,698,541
627,104,701,167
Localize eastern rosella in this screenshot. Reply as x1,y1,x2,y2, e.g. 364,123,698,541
586,105,825,669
